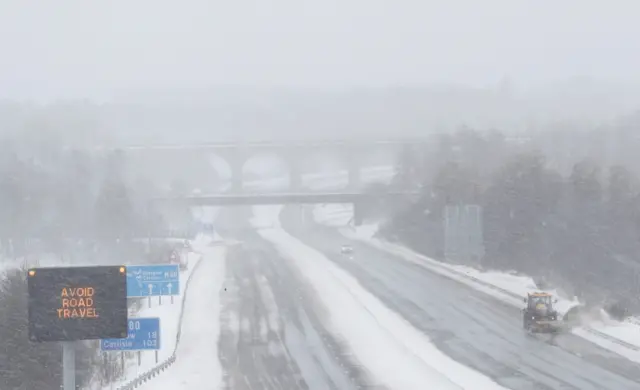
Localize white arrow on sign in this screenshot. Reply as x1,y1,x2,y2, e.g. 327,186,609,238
167,283,172,295
148,284,153,295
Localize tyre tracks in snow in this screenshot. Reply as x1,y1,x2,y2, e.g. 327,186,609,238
218,231,376,390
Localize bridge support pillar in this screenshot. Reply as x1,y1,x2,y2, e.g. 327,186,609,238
230,172,243,193
346,148,361,191
221,150,248,193
283,150,303,192
353,201,364,226
298,204,308,228
290,169,302,192
287,159,303,192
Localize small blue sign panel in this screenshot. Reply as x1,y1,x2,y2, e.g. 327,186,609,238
101,317,160,351
126,265,180,297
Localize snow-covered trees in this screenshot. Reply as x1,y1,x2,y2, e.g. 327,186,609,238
0,141,166,389
385,128,640,313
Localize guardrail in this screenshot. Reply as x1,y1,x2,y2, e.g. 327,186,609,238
365,239,640,351
114,253,205,390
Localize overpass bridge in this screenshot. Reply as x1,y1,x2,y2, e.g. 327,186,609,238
152,190,420,225
87,137,436,194
90,137,437,151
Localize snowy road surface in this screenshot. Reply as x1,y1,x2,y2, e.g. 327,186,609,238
281,207,640,390
219,234,372,390
216,207,374,390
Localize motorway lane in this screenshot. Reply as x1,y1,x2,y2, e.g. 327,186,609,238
281,208,640,390
217,208,376,390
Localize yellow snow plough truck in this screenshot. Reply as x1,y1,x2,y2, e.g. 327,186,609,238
522,292,565,334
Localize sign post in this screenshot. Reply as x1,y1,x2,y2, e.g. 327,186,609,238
28,265,128,390
62,342,75,390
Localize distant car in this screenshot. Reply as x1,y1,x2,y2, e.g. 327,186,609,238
340,245,354,255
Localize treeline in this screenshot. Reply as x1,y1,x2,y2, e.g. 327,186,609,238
0,141,169,259
380,129,640,315
0,138,170,389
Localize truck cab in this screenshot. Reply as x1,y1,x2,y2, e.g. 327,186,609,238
523,292,560,332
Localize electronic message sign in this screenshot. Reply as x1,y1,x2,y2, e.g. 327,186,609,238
28,265,128,342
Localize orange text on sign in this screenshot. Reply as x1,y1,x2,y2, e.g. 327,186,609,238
56,287,99,319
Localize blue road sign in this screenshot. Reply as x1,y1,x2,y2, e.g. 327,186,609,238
101,317,160,351
126,265,180,297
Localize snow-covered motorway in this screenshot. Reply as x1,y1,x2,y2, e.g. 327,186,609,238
136,205,509,389
219,231,369,390
280,206,640,390
128,165,640,390
137,206,378,390
215,208,370,390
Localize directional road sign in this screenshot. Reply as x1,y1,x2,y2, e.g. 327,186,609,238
101,317,160,351
126,265,180,297
28,265,128,342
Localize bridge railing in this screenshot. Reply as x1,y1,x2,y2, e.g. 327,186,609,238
85,137,437,151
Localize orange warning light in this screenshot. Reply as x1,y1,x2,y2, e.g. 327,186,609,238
119,267,126,274
28,270,36,277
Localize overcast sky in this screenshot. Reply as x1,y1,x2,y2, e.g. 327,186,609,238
1,0,639,100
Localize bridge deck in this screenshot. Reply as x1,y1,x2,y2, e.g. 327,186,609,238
78,137,434,151
152,191,419,206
